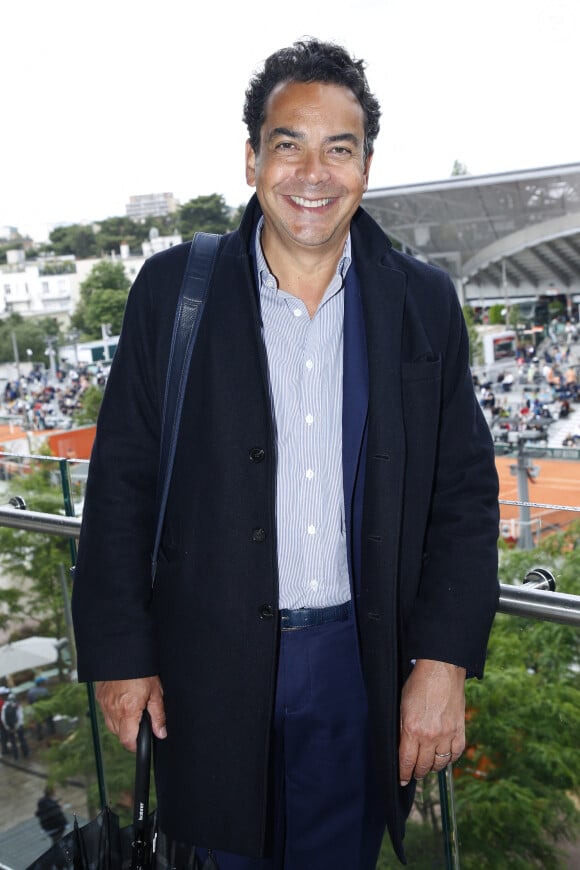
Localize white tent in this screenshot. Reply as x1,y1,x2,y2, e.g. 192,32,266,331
0,636,64,678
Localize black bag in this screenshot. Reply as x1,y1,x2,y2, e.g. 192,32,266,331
25,711,218,869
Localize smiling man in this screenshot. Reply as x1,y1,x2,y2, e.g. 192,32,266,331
72,39,499,869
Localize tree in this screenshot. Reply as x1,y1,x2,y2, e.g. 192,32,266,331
94,216,145,256
73,384,104,425
463,305,483,365
32,682,153,822
0,313,62,365
72,261,131,339
378,530,580,868
453,536,580,868
0,454,74,640
83,288,128,337
177,193,235,238
49,224,99,259
488,303,505,325
451,160,469,176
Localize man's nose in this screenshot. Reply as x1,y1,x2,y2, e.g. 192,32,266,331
296,150,331,185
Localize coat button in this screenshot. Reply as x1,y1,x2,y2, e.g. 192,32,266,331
251,528,267,542
249,447,266,463
259,604,274,619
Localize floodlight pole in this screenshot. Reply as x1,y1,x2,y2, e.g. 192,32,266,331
509,439,538,549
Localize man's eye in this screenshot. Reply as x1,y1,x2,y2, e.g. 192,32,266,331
276,141,296,151
331,146,352,156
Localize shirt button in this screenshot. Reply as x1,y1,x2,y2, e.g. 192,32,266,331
305,359,314,370
310,580,319,591
305,414,314,426
306,469,314,480
293,308,303,317
249,447,266,463
252,528,267,542
308,525,316,535
259,604,274,619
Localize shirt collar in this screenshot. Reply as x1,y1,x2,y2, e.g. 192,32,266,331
254,216,352,292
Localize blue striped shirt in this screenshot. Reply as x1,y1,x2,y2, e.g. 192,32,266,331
255,218,352,609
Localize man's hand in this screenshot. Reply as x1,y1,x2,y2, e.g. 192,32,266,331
399,659,466,786
95,676,166,752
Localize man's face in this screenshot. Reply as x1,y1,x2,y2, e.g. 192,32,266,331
245,80,372,255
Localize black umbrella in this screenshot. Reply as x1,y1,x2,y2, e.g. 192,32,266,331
25,711,217,869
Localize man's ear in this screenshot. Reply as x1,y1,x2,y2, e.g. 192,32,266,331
362,152,373,192
245,140,256,187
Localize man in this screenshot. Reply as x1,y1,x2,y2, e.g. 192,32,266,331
0,692,29,760
72,39,499,868
36,785,68,844
0,685,10,755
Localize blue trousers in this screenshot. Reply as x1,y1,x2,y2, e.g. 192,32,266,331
196,614,386,869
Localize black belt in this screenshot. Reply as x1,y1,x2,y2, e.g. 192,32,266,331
279,600,351,631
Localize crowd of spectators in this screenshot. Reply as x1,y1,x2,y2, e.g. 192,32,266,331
1,363,109,432
474,339,580,448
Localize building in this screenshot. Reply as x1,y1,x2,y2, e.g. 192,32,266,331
125,192,179,221
363,162,580,314
0,255,78,321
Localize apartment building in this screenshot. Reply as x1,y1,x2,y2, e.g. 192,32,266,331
125,192,179,221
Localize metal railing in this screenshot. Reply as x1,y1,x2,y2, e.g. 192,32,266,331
1,500,579,870
3,500,580,627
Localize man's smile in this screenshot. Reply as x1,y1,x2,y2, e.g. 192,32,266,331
289,195,333,209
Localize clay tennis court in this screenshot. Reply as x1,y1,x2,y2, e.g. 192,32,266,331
2,422,580,544
496,454,580,543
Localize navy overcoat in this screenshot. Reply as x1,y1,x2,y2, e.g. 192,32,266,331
72,196,499,860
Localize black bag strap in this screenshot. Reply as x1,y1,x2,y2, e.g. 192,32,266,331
151,231,220,583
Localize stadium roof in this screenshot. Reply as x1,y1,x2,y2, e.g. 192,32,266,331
362,163,580,301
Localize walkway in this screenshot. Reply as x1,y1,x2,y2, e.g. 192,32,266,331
0,755,87,870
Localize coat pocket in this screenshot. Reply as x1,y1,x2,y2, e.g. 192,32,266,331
401,355,441,383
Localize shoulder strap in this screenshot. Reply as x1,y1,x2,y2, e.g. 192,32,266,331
151,231,221,582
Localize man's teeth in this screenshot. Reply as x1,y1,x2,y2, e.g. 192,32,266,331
290,196,330,208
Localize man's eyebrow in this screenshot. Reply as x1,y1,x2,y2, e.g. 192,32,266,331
326,133,361,147
268,127,304,142
266,129,362,147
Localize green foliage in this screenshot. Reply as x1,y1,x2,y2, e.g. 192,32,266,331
488,304,506,325
46,196,242,260
73,384,104,425
451,159,469,176
463,305,482,365
376,532,580,868
0,313,62,365
508,305,521,328
73,261,131,339
49,224,99,259
378,818,445,868
548,301,566,318
177,193,236,238
94,216,146,256
83,288,128,337
38,259,77,276
79,261,131,297
452,536,580,867
33,682,152,821
0,456,73,639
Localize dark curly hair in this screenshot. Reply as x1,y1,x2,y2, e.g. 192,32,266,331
243,38,381,161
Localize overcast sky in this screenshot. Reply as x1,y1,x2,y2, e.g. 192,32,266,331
2,0,578,241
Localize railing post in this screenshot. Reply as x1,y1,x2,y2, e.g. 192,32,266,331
439,766,460,869
59,458,108,811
